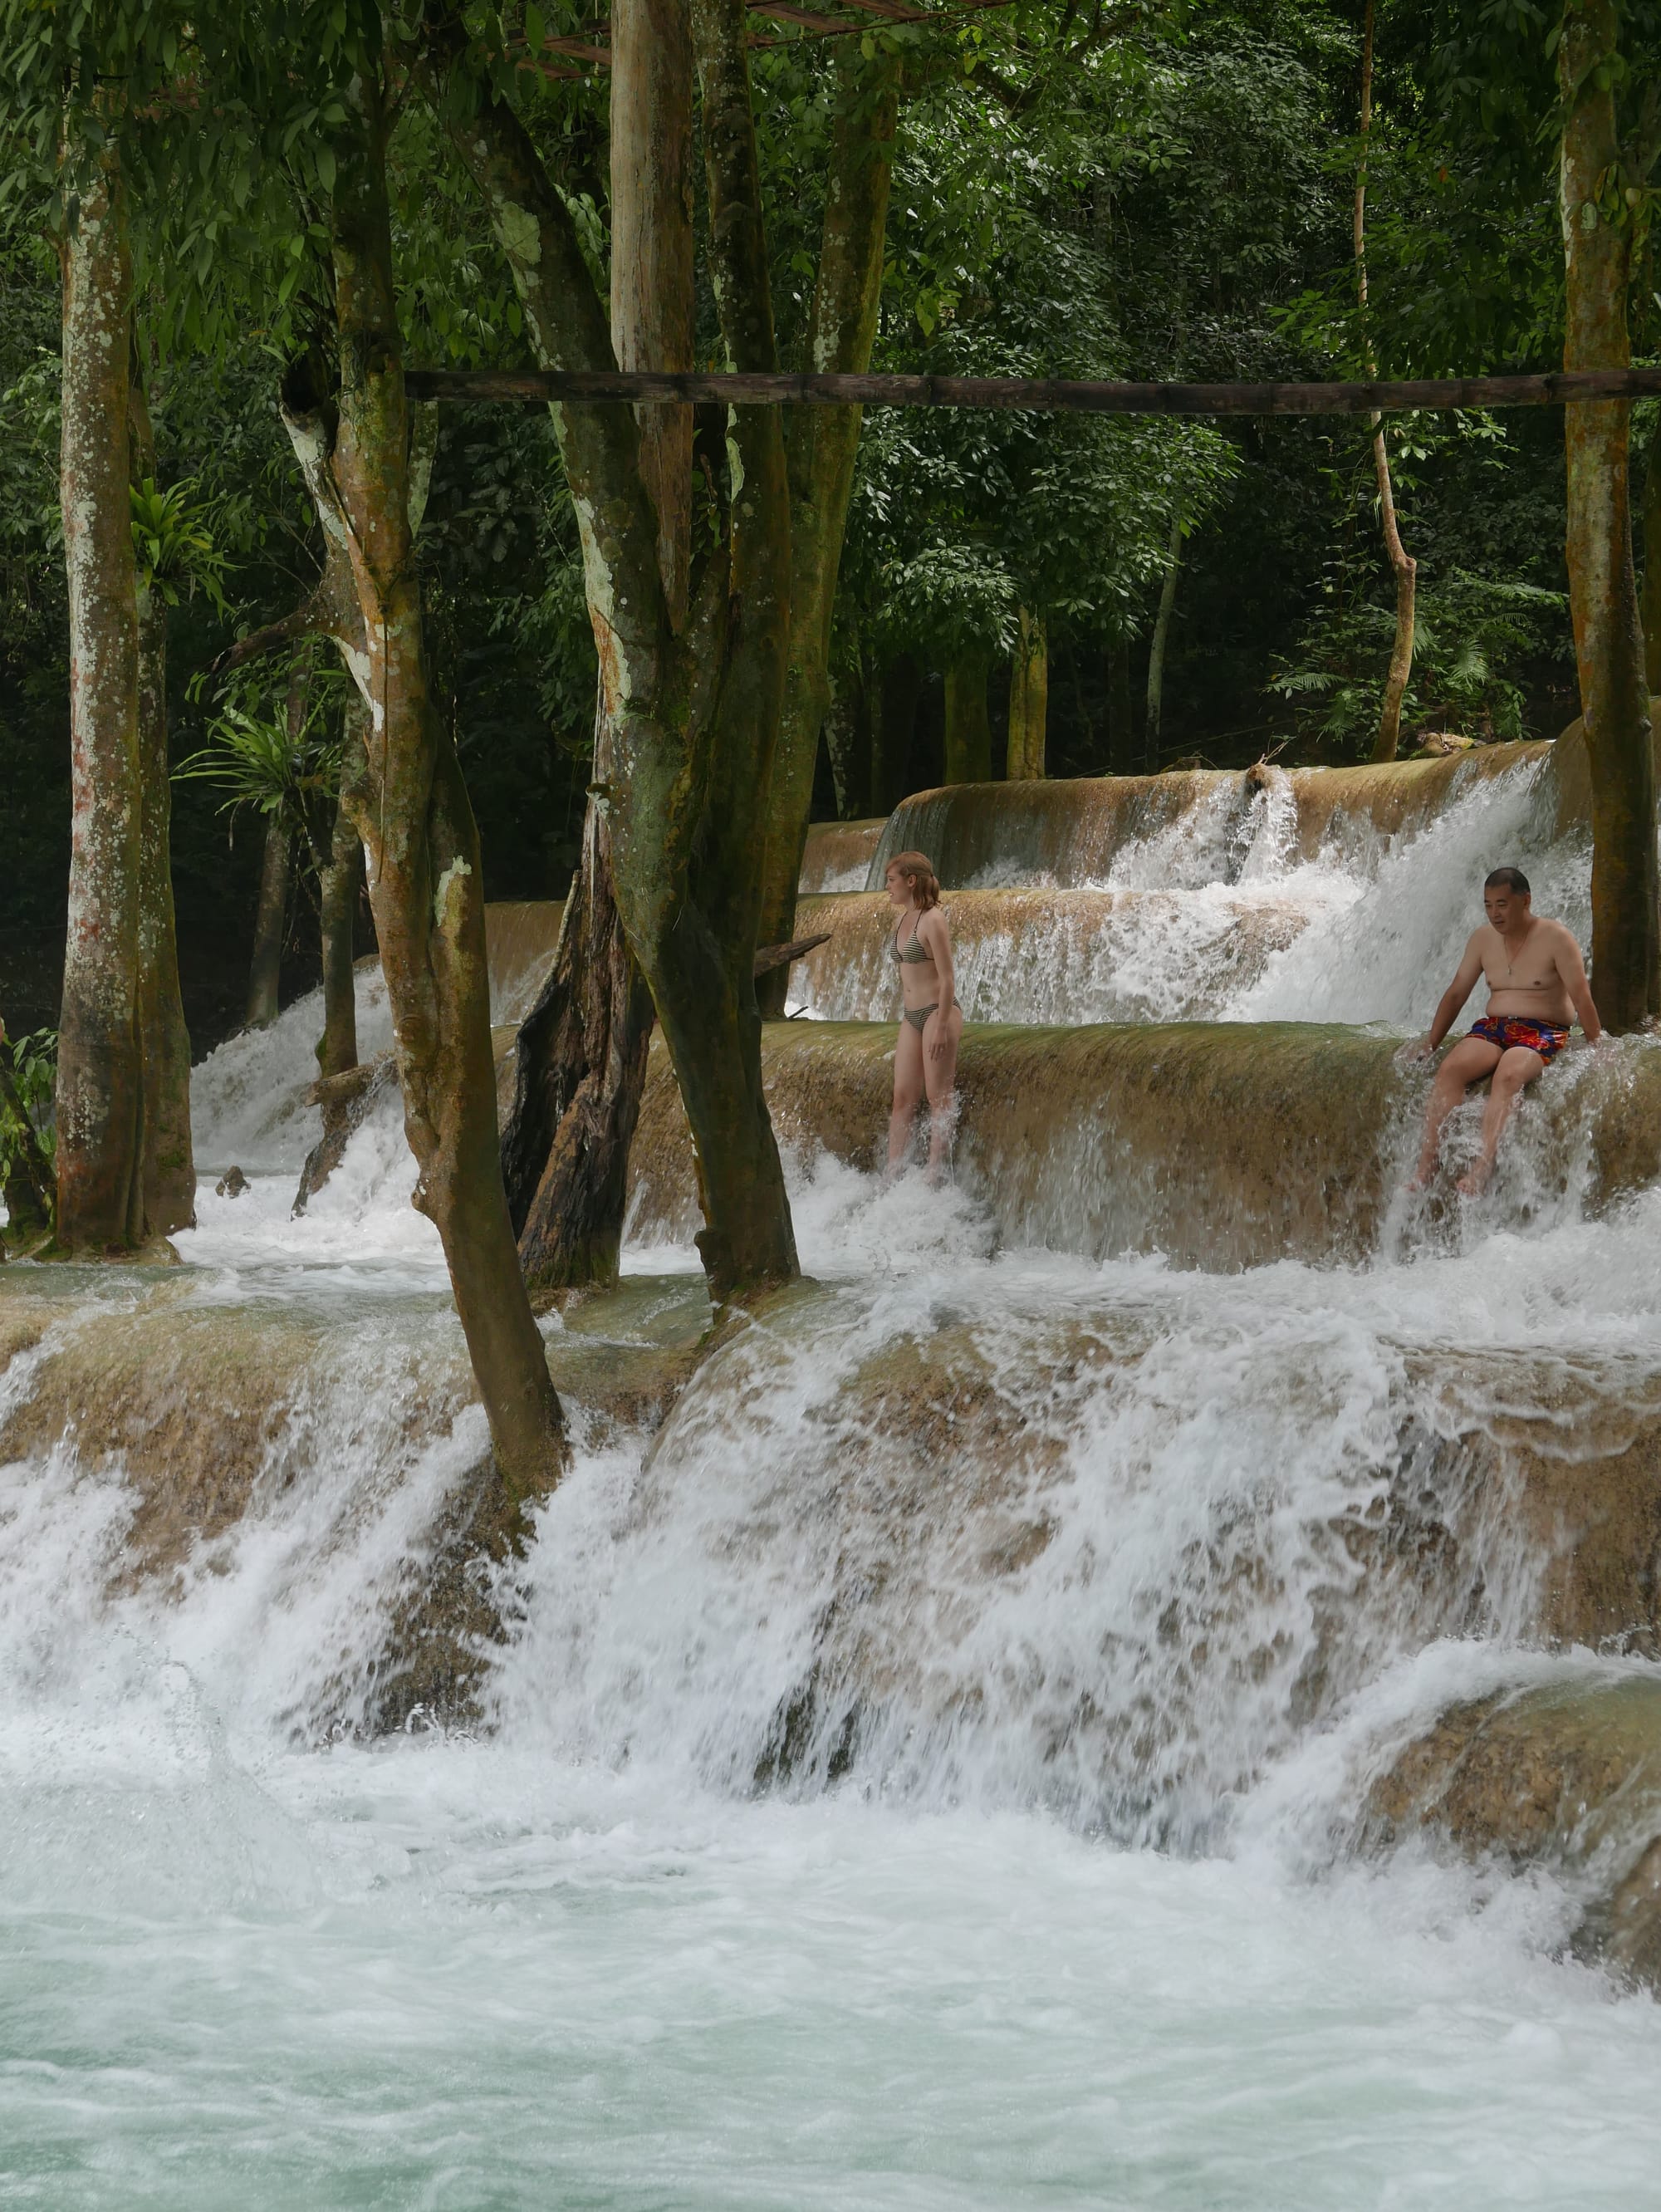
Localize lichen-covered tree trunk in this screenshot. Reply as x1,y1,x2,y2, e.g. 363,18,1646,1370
291,69,566,1505
610,0,694,624
1007,608,1047,780
442,0,798,1303
1560,0,1659,1030
488,0,681,1286
754,48,900,1009
130,401,195,1232
944,652,992,783
1643,408,1661,695
55,108,145,1253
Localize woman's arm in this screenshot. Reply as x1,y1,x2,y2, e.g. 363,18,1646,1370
922,910,955,1038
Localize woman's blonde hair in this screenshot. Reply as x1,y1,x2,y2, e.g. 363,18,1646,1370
885,850,941,910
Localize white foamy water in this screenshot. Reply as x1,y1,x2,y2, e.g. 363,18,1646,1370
794,756,1586,1030
8,1182,1661,2200
6,753,1661,2202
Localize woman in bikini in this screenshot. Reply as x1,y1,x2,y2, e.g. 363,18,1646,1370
884,851,963,1178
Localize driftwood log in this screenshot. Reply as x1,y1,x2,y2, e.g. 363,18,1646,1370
292,1052,398,1217
753,931,832,978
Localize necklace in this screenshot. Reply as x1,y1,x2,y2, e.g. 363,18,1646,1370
1501,920,1534,978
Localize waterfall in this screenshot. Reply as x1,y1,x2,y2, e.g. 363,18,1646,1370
7,738,1661,2200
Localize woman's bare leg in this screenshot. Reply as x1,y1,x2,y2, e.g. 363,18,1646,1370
1406,1037,1500,1189
889,1021,925,1173
1458,1044,1546,1194
921,1007,964,1177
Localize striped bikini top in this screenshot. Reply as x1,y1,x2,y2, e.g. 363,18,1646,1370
891,914,933,965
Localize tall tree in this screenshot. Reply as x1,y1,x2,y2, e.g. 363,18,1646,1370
54,91,145,1251
1006,607,1047,780
497,0,684,1297
1559,0,1659,1028
1354,0,1417,765
434,0,800,1302
754,47,900,1005
278,42,567,1503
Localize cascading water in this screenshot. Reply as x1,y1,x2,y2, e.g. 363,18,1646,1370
7,747,1661,2206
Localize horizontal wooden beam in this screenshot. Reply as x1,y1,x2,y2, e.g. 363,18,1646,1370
403,365,1661,414
523,0,1018,66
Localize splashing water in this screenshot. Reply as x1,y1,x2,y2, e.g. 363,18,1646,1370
7,753,1661,2205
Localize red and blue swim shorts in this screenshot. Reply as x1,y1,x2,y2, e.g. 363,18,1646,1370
1466,1013,1570,1064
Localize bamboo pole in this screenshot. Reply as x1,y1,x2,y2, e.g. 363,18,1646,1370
404,366,1661,414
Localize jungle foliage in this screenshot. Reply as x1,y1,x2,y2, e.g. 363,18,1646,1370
0,0,1644,1040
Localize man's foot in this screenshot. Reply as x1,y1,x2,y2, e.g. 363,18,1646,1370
1456,1159,1493,1197
1402,1169,1431,1195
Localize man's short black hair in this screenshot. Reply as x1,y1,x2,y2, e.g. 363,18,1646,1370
1485,865,1531,896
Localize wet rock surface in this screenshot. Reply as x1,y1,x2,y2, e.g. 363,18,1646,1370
1366,1678,1661,1989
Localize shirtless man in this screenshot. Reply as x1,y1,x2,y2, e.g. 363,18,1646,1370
1405,866,1602,1195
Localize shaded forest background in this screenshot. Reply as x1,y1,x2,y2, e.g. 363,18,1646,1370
0,0,1609,1044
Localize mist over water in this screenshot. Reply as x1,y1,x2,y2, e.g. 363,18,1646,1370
7,753,1661,2205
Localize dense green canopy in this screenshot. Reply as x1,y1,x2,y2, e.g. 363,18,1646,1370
0,0,1645,1038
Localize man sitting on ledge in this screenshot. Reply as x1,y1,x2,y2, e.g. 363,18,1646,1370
1404,865,1603,1196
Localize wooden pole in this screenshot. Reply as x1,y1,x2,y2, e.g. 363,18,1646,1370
404,365,1661,414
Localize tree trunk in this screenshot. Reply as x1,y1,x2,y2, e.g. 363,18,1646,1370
1007,607,1047,779
754,47,901,1008
1106,635,1134,772
870,652,920,815
1643,406,1661,694
475,0,679,1290
246,820,290,1028
943,651,992,783
292,67,566,1505
127,360,195,1232
822,667,870,819
316,814,361,1081
439,0,800,1302
1560,0,1659,1030
1369,445,1418,763
54,102,145,1253
1355,0,1417,765
1144,515,1183,772
610,0,694,621
506,775,656,1295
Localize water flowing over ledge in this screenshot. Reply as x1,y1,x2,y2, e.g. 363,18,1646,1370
9,733,1661,2197
866,742,1553,890
627,1020,1661,1268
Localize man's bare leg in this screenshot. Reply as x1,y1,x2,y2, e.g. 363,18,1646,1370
1456,1044,1546,1195
1406,1037,1501,1190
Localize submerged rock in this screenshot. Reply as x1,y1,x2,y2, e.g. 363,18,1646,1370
1366,1678,1661,1990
